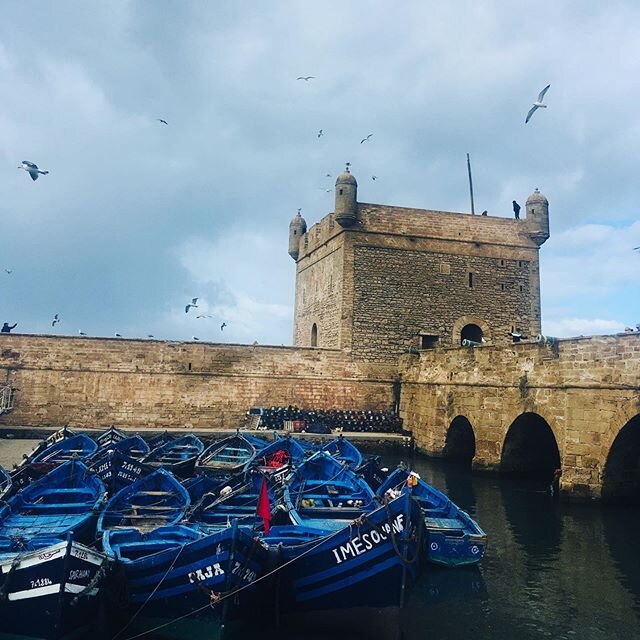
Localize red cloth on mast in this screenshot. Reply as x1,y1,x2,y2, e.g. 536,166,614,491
256,477,271,534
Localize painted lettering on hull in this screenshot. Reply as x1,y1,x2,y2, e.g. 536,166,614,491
187,563,224,584
331,514,405,564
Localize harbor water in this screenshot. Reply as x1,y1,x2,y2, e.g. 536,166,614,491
1,440,639,640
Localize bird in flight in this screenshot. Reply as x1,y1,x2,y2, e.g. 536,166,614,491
633,246,639,251
157,119,168,125
196,314,213,319
220,322,227,331
317,129,323,138
192,336,200,341
4,269,12,274
51,314,60,327
185,297,199,313
360,134,373,144
114,332,122,337
525,84,551,124
18,160,49,181
78,330,87,336
325,173,331,178
372,176,378,181
147,334,155,338
297,76,315,81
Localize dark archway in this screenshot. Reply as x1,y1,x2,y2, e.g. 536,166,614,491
500,413,560,481
460,323,483,345
310,323,318,347
444,416,476,466
602,415,640,504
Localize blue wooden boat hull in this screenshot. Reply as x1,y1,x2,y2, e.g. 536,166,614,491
244,436,307,477
89,449,153,495
30,434,99,472
143,434,204,477
96,467,190,535
104,523,268,622
94,425,127,447
0,460,105,548
266,491,425,612
93,434,150,461
378,467,487,567
0,466,11,502
321,435,363,469
0,539,108,640
196,434,257,477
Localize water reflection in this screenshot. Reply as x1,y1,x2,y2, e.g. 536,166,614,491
137,448,640,640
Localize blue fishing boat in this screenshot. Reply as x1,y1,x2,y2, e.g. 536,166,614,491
285,451,377,529
97,467,190,535
93,433,150,460
143,434,204,476
29,433,99,474
244,435,307,476
263,489,426,612
0,460,105,550
89,448,153,495
103,521,268,630
377,467,487,567
0,465,11,501
196,433,257,477
12,426,75,472
0,536,109,640
356,455,389,492
188,472,282,534
94,425,127,447
320,434,363,468
145,430,175,449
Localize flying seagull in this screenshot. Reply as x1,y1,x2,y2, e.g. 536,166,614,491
192,336,200,341
78,330,87,336
633,246,640,251
146,334,155,338
114,332,122,337
185,297,199,313
317,129,323,138
157,119,168,125
372,175,378,181
4,269,12,274
51,314,60,327
18,161,49,181
297,76,315,81
525,84,551,124
360,134,373,144
220,322,227,331
196,314,213,319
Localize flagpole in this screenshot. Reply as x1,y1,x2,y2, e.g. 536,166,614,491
467,153,475,215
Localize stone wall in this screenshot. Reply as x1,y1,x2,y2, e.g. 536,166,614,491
399,334,640,499
0,335,397,430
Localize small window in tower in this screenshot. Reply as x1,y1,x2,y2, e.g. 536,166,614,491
293,230,297,235
339,188,343,195
518,261,524,267
420,334,439,349
500,259,505,267
531,208,535,215
468,272,474,288
519,285,524,292
440,262,451,275
311,323,318,347
188,362,192,371
500,283,505,291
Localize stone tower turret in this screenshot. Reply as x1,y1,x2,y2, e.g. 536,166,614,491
526,188,550,246
335,165,358,228
288,209,307,261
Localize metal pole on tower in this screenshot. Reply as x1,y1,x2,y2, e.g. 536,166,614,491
467,153,475,215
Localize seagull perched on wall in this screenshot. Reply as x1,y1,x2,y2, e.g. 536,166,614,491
525,84,551,123
18,160,49,181
185,297,199,313
157,119,168,125
51,314,60,327
220,322,227,331
624,327,634,333
296,76,315,81
360,134,373,144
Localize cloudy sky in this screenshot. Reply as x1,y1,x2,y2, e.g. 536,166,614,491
1,1,639,345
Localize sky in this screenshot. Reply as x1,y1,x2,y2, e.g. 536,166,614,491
1,1,639,345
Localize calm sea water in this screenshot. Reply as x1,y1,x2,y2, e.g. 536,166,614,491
136,446,640,640
2,440,639,640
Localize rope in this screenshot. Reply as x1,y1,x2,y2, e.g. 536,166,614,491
70,557,109,606
111,542,186,640
0,554,22,600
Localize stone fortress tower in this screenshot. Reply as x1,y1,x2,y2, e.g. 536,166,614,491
288,166,550,362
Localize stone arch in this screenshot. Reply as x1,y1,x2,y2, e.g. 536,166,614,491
311,323,318,347
500,412,561,481
451,315,491,346
443,415,476,465
601,414,640,504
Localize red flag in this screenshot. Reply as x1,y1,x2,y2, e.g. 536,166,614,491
256,477,271,535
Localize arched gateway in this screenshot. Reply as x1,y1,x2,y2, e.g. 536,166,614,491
500,412,560,481
444,416,476,465
602,415,640,504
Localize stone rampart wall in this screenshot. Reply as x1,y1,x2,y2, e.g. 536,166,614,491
0,335,396,430
399,334,640,498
